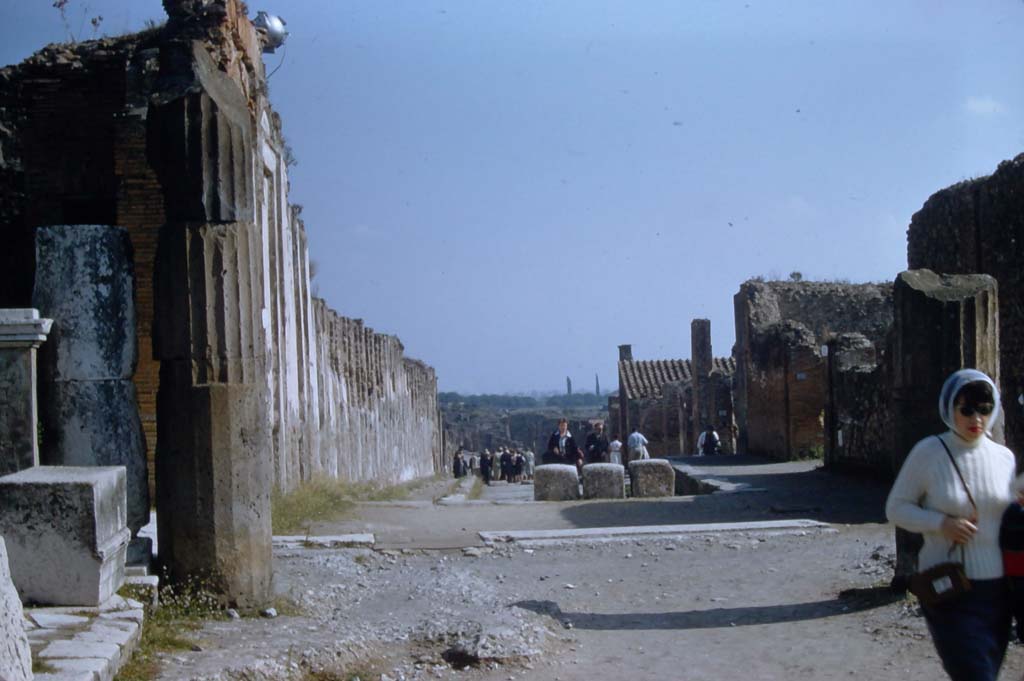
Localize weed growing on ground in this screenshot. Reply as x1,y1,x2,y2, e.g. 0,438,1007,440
467,476,484,501
114,572,223,681
32,659,58,674
271,476,431,534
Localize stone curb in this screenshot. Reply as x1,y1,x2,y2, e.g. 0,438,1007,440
26,595,144,681
479,519,832,545
272,533,375,549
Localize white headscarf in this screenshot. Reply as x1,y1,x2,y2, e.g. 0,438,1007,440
938,368,1001,435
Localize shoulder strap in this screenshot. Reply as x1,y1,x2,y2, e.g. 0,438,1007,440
934,435,977,514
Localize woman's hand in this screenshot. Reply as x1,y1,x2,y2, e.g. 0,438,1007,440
941,516,978,544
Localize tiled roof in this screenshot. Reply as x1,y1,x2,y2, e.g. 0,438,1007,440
619,357,736,400
619,359,691,400
712,356,737,376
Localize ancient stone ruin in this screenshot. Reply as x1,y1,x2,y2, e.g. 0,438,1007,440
613,342,736,455
0,0,447,607
733,280,893,460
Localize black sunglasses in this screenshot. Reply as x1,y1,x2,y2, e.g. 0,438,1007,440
958,404,994,417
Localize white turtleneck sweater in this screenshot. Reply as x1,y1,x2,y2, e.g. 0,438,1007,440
886,431,1019,580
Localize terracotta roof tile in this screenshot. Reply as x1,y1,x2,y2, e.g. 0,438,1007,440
619,357,735,400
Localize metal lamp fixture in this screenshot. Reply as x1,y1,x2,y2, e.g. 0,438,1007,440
254,11,288,53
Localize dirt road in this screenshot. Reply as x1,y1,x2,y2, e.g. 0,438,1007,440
154,456,1024,681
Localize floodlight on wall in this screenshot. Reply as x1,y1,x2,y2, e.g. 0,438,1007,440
254,11,289,53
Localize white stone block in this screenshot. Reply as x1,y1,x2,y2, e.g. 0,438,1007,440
40,640,120,667
0,536,33,681
29,613,91,629
98,609,143,626
0,466,130,606
45,656,113,681
582,463,625,499
533,465,580,501
628,459,676,497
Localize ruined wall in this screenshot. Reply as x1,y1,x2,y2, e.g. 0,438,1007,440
1,2,448,497
312,301,441,485
824,333,893,473
734,280,892,459
907,154,1024,453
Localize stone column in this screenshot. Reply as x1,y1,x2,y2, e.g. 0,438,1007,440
0,536,32,681
690,319,712,453
32,225,150,564
0,309,52,476
149,76,271,605
891,268,999,587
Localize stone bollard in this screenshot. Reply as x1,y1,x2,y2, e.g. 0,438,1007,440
533,464,581,501
629,459,675,497
582,463,625,499
0,536,32,681
0,466,130,606
0,308,53,477
32,225,150,564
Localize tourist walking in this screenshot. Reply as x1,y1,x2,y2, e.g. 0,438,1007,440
480,449,493,485
886,369,1020,681
500,447,513,483
609,437,623,465
513,449,525,482
525,449,535,480
453,450,466,478
584,421,610,464
544,418,581,472
697,424,720,456
626,427,649,465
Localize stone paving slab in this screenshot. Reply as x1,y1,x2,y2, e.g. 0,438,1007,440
480,518,832,544
30,613,91,629
273,533,375,548
34,672,95,681
44,656,112,681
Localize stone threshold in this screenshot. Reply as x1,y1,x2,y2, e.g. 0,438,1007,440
479,519,833,545
25,595,145,681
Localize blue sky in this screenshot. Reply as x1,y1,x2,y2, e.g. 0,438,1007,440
3,1,1023,393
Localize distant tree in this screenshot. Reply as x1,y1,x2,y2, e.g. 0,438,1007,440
789,271,804,282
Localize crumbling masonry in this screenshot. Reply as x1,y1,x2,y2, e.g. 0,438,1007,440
0,0,444,604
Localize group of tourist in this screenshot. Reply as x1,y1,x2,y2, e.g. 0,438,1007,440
453,447,535,485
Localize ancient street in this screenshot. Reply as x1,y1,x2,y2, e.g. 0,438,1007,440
150,457,1024,681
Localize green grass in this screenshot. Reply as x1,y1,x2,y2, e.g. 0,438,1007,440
467,476,484,501
271,475,436,535
33,659,58,674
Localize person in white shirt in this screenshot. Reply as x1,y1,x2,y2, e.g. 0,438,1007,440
886,369,1021,681
608,438,623,465
696,424,720,456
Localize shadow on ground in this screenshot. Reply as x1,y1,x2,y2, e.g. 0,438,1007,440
514,587,901,631
558,455,890,528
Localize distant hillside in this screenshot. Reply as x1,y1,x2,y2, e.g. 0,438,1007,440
438,392,611,409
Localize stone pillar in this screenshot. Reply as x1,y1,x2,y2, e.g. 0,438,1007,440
146,18,272,604
690,319,712,453
0,536,32,681
0,309,52,476
891,269,999,587
32,225,150,564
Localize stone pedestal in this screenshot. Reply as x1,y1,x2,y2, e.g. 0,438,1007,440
0,536,32,681
0,308,53,476
0,466,129,606
32,226,149,562
582,463,625,499
628,459,675,497
533,465,581,501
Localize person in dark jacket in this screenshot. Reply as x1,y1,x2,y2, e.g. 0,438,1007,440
500,447,512,483
584,421,610,464
453,450,465,478
544,418,581,472
479,449,493,485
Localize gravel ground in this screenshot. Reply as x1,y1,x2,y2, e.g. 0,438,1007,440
151,457,1024,681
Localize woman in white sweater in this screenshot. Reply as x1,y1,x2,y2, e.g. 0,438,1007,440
886,369,1019,681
